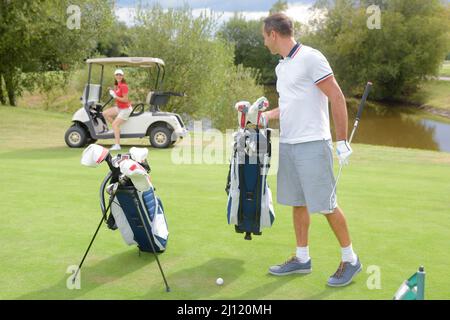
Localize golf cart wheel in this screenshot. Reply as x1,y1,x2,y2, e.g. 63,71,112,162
150,126,172,149
65,125,88,148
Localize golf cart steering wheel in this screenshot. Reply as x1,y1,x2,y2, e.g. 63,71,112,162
100,97,114,112
131,103,145,117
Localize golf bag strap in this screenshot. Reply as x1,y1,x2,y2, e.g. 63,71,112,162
254,131,262,231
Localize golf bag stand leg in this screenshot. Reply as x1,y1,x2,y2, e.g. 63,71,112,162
134,198,171,292
72,190,117,284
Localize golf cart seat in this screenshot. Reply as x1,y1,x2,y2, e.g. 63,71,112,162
81,84,101,105
147,91,170,106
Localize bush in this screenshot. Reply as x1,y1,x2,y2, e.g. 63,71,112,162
127,5,263,130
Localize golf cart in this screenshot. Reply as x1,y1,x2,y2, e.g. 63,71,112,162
64,57,188,149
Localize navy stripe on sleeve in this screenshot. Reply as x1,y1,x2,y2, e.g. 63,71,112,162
314,72,334,84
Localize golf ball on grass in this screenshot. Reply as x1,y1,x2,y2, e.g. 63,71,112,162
216,278,224,286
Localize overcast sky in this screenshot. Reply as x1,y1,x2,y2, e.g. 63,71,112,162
116,0,315,11
115,0,318,25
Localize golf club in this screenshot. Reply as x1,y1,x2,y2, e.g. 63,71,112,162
72,182,119,284
329,82,373,211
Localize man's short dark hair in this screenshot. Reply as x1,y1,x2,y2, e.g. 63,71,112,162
263,13,293,37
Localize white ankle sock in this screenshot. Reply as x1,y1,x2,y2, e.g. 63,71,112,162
341,244,358,265
296,246,310,263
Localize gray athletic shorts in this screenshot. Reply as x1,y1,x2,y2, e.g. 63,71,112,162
277,140,337,214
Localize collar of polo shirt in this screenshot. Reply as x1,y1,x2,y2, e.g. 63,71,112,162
280,42,302,63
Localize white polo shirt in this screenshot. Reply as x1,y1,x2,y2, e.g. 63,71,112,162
276,43,334,144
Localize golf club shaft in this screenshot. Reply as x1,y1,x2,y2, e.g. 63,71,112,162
329,82,372,210
349,82,372,144
73,192,116,282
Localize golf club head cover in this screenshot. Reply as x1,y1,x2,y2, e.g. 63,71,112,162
119,159,152,192
234,101,251,129
129,147,149,163
247,97,269,128
81,144,110,167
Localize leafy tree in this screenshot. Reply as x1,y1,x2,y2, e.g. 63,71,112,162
218,14,279,84
309,0,450,100
270,0,289,15
127,5,263,130
218,2,307,84
96,20,132,57
0,0,114,106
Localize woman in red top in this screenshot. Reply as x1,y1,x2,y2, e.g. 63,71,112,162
103,69,132,151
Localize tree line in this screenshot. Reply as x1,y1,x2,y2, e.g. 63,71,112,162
1,0,449,128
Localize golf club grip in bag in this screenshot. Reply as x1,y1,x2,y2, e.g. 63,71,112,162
227,128,275,240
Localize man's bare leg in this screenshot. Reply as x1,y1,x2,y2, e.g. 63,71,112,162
293,206,310,247
293,206,311,264
325,207,351,248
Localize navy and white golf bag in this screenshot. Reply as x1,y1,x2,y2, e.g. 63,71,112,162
102,175,168,253
100,154,169,253
81,144,169,253
226,127,275,240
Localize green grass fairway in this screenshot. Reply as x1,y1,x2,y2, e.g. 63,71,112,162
440,61,450,77
1,106,450,300
411,80,450,111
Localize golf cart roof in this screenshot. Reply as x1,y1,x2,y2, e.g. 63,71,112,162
85,57,165,68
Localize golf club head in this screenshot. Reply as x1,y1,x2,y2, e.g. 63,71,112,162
251,96,269,112
81,144,110,167
234,101,251,129
245,97,269,128
106,182,119,195
119,159,152,192
129,147,149,163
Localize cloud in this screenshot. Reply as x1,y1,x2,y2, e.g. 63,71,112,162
116,0,315,12
115,1,317,26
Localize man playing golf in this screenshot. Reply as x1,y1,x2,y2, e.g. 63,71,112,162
261,13,361,287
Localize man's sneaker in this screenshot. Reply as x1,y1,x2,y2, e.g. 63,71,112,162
269,256,312,276
327,257,362,287
110,144,121,151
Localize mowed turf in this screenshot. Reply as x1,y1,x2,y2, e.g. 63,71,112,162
1,106,450,300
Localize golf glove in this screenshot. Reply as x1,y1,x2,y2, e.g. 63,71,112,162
109,89,117,99
336,140,353,165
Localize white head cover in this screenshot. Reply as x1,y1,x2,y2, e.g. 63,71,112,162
234,101,251,129
114,69,124,75
119,159,152,192
81,144,109,167
129,147,149,163
247,96,269,128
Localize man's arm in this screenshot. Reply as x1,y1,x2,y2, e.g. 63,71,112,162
263,107,280,121
316,76,348,141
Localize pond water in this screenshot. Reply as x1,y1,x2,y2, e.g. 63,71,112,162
264,86,450,153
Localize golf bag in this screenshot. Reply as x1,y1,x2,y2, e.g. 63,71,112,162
77,145,171,291
100,153,169,253
226,127,275,240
